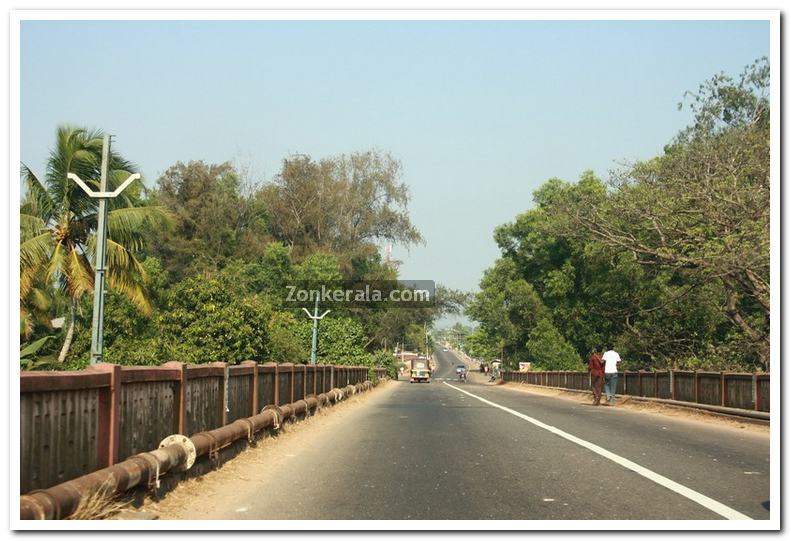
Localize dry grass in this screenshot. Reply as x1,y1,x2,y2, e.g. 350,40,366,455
66,478,132,520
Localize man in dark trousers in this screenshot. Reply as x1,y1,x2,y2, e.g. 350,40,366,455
588,349,604,406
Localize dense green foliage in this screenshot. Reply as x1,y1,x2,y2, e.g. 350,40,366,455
467,59,770,372
22,140,460,370
525,319,581,370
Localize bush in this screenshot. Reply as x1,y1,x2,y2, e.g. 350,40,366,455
526,318,581,370
370,349,398,379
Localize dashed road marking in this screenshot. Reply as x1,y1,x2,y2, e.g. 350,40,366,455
443,381,752,521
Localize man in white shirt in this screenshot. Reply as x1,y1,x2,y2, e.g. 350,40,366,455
602,349,621,405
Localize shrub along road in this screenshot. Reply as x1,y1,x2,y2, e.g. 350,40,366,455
153,349,769,521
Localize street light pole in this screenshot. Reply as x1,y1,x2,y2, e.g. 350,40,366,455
67,134,140,365
302,296,330,365
91,136,110,365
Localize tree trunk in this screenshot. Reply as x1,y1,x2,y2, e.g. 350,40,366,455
723,283,770,371
57,301,76,363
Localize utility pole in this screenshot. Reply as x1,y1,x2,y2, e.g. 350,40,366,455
302,296,330,365
68,134,140,365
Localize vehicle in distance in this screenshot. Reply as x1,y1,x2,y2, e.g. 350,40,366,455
410,358,431,383
456,363,467,382
443,348,448,352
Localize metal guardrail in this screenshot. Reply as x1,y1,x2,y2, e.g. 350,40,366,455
501,370,770,413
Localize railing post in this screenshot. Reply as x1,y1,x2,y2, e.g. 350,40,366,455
273,363,280,406
91,363,121,467
296,363,306,400
241,360,258,416
214,362,229,426
162,361,187,434
287,363,295,404
720,372,726,407
670,370,676,400
694,371,700,404
291,364,296,402
753,374,759,411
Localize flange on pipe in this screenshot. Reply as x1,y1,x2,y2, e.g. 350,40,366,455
159,435,197,471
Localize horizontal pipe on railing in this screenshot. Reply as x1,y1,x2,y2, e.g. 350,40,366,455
19,380,381,521
20,444,188,520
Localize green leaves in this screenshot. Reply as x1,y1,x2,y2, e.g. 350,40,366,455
467,59,770,372
20,335,58,370
263,150,423,260
107,206,174,252
526,319,580,371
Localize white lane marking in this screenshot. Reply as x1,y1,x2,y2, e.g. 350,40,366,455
443,381,752,521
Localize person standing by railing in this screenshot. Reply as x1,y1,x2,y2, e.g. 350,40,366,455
602,349,622,405
588,350,604,405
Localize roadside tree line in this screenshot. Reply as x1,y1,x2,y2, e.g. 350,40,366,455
465,58,769,373
21,140,462,373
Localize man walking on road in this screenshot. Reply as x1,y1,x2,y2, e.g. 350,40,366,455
588,350,604,405
602,348,621,405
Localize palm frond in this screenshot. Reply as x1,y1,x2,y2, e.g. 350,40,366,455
19,290,53,339
105,239,152,315
20,232,53,299
107,206,174,249
28,286,52,313
20,164,54,221
45,241,67,291
47,126,102,218
20,213,48,242
63,246,94,301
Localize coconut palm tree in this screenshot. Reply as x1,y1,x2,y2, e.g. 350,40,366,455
20,125,172,363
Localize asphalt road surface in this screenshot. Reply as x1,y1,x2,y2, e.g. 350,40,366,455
162,348,770,521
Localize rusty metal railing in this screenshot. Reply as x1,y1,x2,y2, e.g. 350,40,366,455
20,362,388,497
20,378,382,520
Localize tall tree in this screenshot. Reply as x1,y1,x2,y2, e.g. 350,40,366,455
20,125,172,362
262,150,423,260
147,161,270,281
550,58,770,369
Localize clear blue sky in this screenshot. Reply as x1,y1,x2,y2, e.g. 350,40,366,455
20,19,769,317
